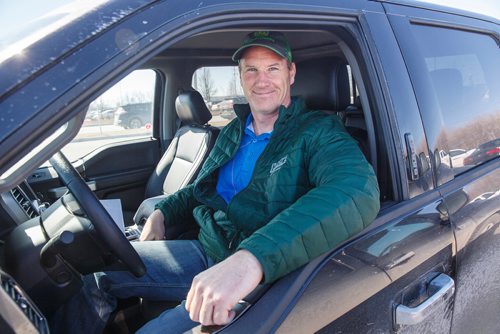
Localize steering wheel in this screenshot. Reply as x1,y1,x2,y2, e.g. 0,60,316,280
49,152,146,277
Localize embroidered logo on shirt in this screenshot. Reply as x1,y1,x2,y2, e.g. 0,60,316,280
270,155,288,175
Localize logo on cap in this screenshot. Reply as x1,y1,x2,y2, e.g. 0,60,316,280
254,31,270,38
232,31,292,63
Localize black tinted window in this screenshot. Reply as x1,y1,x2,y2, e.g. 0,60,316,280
412,25,500,175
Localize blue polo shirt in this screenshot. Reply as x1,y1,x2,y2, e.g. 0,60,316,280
216,114,272,203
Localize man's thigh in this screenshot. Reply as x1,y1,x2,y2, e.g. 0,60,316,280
96,240,213,301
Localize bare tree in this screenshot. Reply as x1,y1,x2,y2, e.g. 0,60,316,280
227,75,238,96
228,67,243,96
434,112,500,152
197,68,217,102
93,96,107,112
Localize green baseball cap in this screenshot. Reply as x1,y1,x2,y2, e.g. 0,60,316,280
232,31,292,63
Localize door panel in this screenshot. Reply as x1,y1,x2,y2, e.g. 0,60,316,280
443,165,500,334
384,4,500,333
29,139,160,223
276,195,455,333
83,139,160,222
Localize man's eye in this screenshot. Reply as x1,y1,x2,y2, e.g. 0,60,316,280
269,67,279,71
247,68,257,72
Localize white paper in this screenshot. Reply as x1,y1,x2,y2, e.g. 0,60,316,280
100,199,125,233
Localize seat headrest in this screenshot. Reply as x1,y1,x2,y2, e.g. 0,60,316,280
175,90,212,125
292,58,350,111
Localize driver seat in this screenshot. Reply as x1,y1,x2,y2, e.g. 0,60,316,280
133,90,218,225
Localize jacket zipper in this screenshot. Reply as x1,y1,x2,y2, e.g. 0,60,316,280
228,233,238,250
200,103,294,251
224,109,292,251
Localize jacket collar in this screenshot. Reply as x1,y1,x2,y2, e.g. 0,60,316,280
233,97,306,126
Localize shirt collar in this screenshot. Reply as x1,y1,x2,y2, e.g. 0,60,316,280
245,113,272,140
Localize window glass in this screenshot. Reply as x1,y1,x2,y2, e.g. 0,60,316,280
58,69,156,163
412,25,500,175
192,66,246,127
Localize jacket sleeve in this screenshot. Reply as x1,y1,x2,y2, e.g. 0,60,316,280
237,121,380,283
154,184,201,228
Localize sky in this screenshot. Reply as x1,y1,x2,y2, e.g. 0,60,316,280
420,0,499,19
92,70,157,108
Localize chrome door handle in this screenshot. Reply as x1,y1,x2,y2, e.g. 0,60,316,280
395,273,455,325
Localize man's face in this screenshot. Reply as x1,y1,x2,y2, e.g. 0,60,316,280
239,46,296,116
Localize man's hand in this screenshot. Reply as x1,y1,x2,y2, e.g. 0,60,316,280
185,249,263,326
139,209,166,241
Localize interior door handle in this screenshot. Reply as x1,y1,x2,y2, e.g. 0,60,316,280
395,273,455,325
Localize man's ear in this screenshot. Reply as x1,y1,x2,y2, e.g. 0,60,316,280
289,62,296,85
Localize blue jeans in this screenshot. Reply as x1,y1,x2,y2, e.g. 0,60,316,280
51,240,214,334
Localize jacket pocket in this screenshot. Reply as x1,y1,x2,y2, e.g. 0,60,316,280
193,205,232,262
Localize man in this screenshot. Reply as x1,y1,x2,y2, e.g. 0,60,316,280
53,31,379,334
138,31,379,332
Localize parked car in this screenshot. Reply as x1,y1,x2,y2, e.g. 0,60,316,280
0,1,498,334
114,102,153,129
437,149,451,167
449,148,469,168
216,99,234,112
85,108,116,122
463,138,500,166
214,97,247,119
210,100,223,113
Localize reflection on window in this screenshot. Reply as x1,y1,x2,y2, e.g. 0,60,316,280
192,66,246,127
412,24,500,175
425,54,486,89
59,69,156,163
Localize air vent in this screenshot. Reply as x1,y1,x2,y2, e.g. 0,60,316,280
10,187,38,219
1,272,49,334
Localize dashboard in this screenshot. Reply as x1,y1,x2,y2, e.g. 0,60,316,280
0,181,50,333
0,181,46,234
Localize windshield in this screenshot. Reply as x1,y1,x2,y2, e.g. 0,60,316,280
0,0,108,63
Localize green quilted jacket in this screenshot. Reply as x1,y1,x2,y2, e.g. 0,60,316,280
155,98,380,283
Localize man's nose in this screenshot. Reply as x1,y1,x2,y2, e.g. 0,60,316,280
255,71,270,85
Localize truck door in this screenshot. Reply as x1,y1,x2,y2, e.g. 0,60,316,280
386,3,500,333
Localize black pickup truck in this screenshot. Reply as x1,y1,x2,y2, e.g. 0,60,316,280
0,1,498,333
